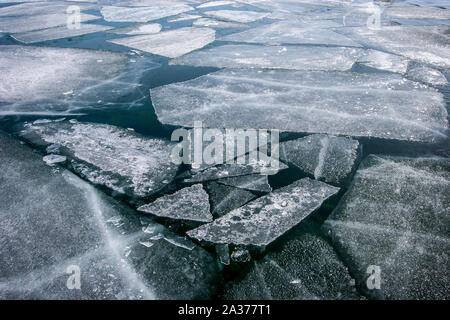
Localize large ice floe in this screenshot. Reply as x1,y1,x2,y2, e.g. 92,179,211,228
151,68,448,142
171,44,365,71
100,5,193,22
138,184,213,223
280,134,361,186
108,23,162,35
0,45,149,116
224,222,361,300
0,133,218,299
108,27,216,58
187,178,339,246
20,121,179,198
323,155,450,299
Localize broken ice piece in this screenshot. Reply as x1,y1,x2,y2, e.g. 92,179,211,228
108,27,215,58
280,134,360,185
187,178,339,246
357,49,409,74
108,23,162,35
168,14,202,23
230,248,251,263
43,154,66,166
216,174,272,193
216,244,230,265
407,65,448,86
138,184,213,223
21,121,179,198
100,5,193,22
204,10,269,23
192,18,247,28
323,155,450,299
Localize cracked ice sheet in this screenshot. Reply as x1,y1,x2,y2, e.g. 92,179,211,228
171,44,364,71
187,178,339,246
100,5,193,22
12,24,113,44
216,174,272,193
108,27,216,58
220,20,361,47
336,26,450,69
0,13,100,34
20,121,179,198
280,134,360,186
357,49,409,74
407,65,448,86
204,10,269,23
150,69,448,143
322,155,450,299
108,23,162,35
224,222,361,300
138,184,213,223
0,133,218,299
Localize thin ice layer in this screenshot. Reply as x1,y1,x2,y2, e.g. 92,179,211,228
0,133,218,299
280,134,360,185
187,178,339,246
171,44,364,71
138,184,213,223
12,24,113,44
20,121,179,198
323,155,450,299
151,69,448,142
204,10,269,23
357,49,409,74
100,5,193,22
221,20,361,46
108,27,215,58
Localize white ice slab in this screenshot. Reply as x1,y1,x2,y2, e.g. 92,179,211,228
109,23,162,35
168,13,202,22
108,27,215,58
407,65,448,86
357,49,409,74
100,5,193,22
385,6,450,19
197,1,235,8
204,9,269,23
192,17,247,28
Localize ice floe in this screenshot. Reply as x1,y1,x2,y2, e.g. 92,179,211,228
100,5,193,22
197,1,235,8
323,155,450,299
108,23,162,35
384,5,450,19
192,17,248,28
108,27,215,58
187,178,339,246
21,121,179,198
43,154,67,166
168,13,203,22
216,174,272,193
151,68,448,142
407,65,448,86
0,133,218,299
138,184,213,223
280,134,361,185
204,9,269,23
356,49,409,74
171,44,364,71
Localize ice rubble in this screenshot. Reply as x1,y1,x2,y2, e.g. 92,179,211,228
43,154,67,166
336,26,450,69
0,13,100,34
356,50,409,74
192,18,248,28
138,184,213,223
323,155,450,299
220,20,361,47
100,5,193,22
0,45,147,115
216,174,272,193
384,5,450,19
12,24,113,44
280,134,360,185
171,44,364,71
150,68,448,142
108,27,216,58
407,65,448,86
224,222,361,300
187,178,339,246
0,133,218,299
21,121,179,198
109,23,162,35
204,10,269,23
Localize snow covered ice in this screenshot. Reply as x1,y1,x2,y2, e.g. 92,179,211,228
171,45,365,71
21,121,179,198
187,178,339,246
138,184,213,223
280,134,361,185
151,69,448,142
108,27,216,58
323,155,450,299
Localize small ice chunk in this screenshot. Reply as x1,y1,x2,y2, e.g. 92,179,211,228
187,178,339,246
216,244,230,265
108,27,215,58
43,154,66,166
407,65,448,86
138,184,213,223
204,10,269,23
357,49,409,74
171,44,364,71
100,5,193,22
280,134,360,185
216,174,272,193
323,155,450,299
192,18,247,28
108,23,162,35
231,248,251,263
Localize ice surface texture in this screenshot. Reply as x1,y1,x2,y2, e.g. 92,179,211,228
0,133,218,299
323,155,450,299
187,178,339,246
21,121,179,198
100,5,193,22
138,184,213,223
151,69,448,142
204,10,269,23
